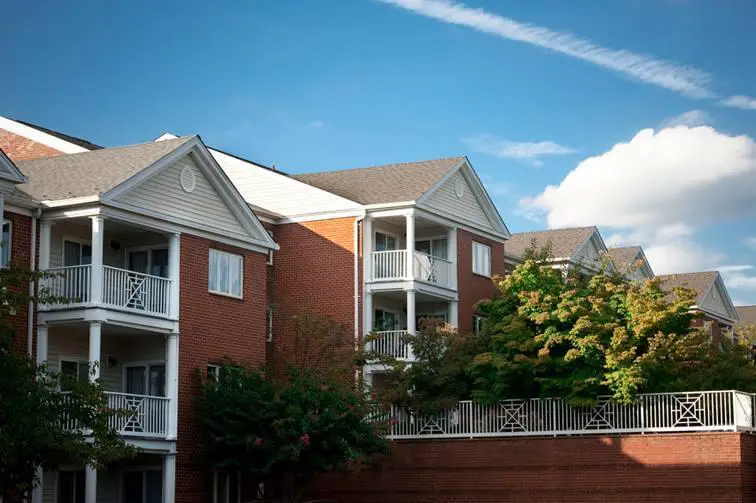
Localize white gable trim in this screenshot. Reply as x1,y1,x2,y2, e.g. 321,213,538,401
0,116,90,154
698,273,739,323
102,137,277,251
568,228,615,273
416,158,510,239
0,149,27,183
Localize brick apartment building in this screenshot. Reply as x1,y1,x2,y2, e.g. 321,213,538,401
0,117,512,503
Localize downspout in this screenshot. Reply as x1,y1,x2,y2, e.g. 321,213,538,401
353,211,366,346
27,208,40,356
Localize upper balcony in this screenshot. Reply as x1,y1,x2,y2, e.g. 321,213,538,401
364,209,458,297
38,215,179,331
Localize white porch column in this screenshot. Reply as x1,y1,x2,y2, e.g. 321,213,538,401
405,212,415,280
39,221,52,271
84,466,97,503
36,325,48,365
88,322,101,381
406,290,416,360
363,216,372,282
447,227,458,290
168,233,180,319
30,468,43,503
89,216,105,305
162,454,176,503
363,292,373,336
165,332,179,439
449,300,459,330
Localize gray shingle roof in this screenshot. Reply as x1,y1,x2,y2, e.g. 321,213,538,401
293,157,465,204
15,136,193,201
736,305,756,326
607,246,642,271
505,227,596,259
657,271,719,305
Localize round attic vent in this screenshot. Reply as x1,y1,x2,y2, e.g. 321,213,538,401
454,179,465,198
180,166,196,193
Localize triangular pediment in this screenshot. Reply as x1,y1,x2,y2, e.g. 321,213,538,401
0,148,27,184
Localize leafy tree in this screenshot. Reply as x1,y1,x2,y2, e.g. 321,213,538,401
0,265,136,501
196,365,390,503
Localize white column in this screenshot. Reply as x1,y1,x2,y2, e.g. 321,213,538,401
449,300,459,330
406,290,416,360
39,221,52,271
89,216,105,305
165,332,179,439
84,466,97,503
363,216,372,282
405,213,415,280
363,292,373,336
36,325,48,365
162,454,176,503
168,233,180,319
30,467,43,503
88,322,101,381
448,227,458,290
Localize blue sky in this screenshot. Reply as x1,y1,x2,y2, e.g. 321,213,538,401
2,0,756,305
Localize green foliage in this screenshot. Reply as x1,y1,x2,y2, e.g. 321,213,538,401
195,365,390,503
0,264,136,500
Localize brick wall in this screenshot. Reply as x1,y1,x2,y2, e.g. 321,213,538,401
5,210,34,355
175,234,268,503
456,229,504,334
268,217,358,371
0,128,64,161
311,433,756,503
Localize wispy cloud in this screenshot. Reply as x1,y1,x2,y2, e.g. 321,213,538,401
465,135,577,166
661,109,710,128
721,95,756,111
308,120,326,129
746,237,756,250
378,0,713,98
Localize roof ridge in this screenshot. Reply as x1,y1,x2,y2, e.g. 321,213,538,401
16,136,195,165
295,155,466,177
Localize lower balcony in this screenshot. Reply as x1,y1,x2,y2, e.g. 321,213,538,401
63,392,170,438
368,330,411,361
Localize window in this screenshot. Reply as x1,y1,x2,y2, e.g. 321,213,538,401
57,470,85,503
124,364,166,397
267,307,273,342
63,239,92,266
122,470,162,503
209,249,243,298
473,315,485,335
213,472,240,503
266,230,274,265
60,360,89,390
374,308,397,331
207,364,221,382
415,238,448,259
1,221,10,267
472,241,491,277
374,232,396,252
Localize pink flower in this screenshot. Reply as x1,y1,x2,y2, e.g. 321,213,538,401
254,438,263,446
300,433,310,446
390,418,399,425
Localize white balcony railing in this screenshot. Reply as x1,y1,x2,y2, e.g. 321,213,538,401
369,330,411,360
370,250,454,289
43,265,171,317
61,392,170,438
383,391,756,439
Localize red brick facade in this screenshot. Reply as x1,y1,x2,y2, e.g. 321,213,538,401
5,209,34,355
175,234,269,503
456,229,504,334
0,128,65,161
312,433,756,503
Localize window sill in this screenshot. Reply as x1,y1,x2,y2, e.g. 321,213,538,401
208,290,244,301
472,272,492,279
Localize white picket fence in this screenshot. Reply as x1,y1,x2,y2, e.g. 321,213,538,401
385,391,756,439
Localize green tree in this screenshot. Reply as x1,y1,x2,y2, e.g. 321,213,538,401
0,265,136,501
195,365,390,503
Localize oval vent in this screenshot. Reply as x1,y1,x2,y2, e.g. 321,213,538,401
180,166,196,193
454,179,465,198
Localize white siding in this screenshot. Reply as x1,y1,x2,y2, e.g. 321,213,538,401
211,148,361,218
115,155,247,238
700,282,733,321
49,221,123,269
572,234,605,271
422,169,496,233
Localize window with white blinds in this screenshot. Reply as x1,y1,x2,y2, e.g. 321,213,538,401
472,241,491,277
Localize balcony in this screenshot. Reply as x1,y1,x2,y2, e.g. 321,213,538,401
62,391,170,439
370,250,454,289
43,264,172,317
369,330,411,360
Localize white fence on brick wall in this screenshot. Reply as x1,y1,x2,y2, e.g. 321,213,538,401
385,391,756,439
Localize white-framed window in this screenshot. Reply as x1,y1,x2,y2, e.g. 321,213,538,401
266,230,274,265
374,231,397,251
209,249,243,298
415,237,448,259
207,364,221,382
267,307,273,342
472,241,491,277
213,472,240,503
1,220,11,267
473,315,485,335
63,238,92,267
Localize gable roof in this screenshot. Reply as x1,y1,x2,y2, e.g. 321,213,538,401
607,246,642,271
505,227,597,260
0,148,27,184
293,157,465,205
15,137,193,201
657,271,719,305
16,120,102,151
736,306,756,326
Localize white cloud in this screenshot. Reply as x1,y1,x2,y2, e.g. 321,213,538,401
465,135,577,166
746,237,756,250
378,0,713,98
721,95,756,111
308,120,326,129
661,110,710,128
718,265,756,292
520,125,756,282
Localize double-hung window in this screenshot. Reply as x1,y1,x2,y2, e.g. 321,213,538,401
473,315,485,335
209,249,243,298
472,241,491,277
1,220,11,267
60,360,89,390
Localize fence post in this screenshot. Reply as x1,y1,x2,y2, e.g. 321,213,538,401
640,395,645,432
